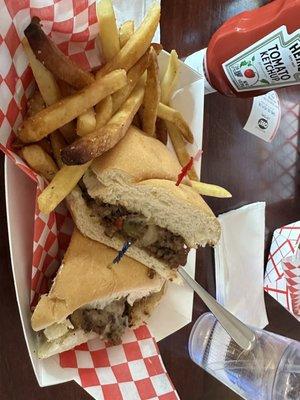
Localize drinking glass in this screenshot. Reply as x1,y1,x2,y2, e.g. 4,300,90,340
189,313,300,400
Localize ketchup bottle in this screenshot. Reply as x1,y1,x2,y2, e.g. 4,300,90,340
187,0,300,97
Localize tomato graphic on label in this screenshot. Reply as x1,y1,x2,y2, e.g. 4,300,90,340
244,68,255,78
238,59,259,86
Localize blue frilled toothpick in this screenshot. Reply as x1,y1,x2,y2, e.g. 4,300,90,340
108,240,133,268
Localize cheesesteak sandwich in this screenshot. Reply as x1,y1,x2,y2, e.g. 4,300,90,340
67,127,221,282
32,229,165,358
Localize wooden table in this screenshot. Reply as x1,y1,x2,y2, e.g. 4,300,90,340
1,1,299,399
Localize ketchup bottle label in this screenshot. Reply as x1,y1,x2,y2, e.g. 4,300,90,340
222,26,300,92
243,91,281,142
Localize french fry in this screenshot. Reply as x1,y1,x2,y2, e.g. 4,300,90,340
37,138,53,155
19,144,58,181
157,103,194,143
77,108,96,136
142,47,160,137
26,91,59,156
27,90,45,117
22,90,53,154
191,181,232,198
22,38,76,143
25,17,94,89
156,118,168,145
97,0,120,62
58,122,77,144
13,137,50,156
18,69,127,143
112,49,149,113
156,49,179,144
61,84,145,165
49,131,95,214
96,3,160,78
161,50,179,104
95,95,113,128
101,46,159,119
22,38,60,106
160,47,197,179
58,80,77,97
119,20,134,48
50,131,67,167
57,81,93,140
132,112,142,129
167,122,198,181
38,161,92,214
150,42,163,55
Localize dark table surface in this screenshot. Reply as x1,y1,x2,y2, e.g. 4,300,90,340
1,0,300,399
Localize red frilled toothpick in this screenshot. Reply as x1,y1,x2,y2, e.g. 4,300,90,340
176,149,203,186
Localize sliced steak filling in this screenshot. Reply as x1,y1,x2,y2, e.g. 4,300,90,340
70,299,130,345
92,201,189,268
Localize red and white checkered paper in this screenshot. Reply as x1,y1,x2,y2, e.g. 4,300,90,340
282,256,300,317
0,1,179,399
264,221,300,321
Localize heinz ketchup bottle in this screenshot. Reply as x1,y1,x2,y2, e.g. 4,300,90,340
186,0,300,98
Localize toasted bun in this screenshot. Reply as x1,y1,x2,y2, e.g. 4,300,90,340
32,229,164,332
37,330,98,359
90,126,182,184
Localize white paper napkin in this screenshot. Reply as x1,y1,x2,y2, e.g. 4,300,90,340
214,202,269,328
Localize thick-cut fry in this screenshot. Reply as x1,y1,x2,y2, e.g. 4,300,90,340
50,131,66,167
96,3,160,78
95,95,113,128
167,122,198,180
191,181,232,198
157,49,179,145
38,161,92,214
25,17,94,89
156,118,168,145
103,46,159,118
22,38,76,143
55,81,91,140
77,108,96,136
142,47,160,137
37,138,52,155
22,38,61,106
157,103,194,143
59,122,77,144
18,69,127,143
119,20,134,48
161,50,179,104
19,144,58,181
61,84,145,165
160,47,196,179
27,90,45,117
97,0,120,62
132,112,142,129
58,80,77,97
13,137,51,155
49,131,96,215
150,42,163,55
112,50,149,113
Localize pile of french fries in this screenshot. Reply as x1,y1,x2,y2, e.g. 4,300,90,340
16,0,231,215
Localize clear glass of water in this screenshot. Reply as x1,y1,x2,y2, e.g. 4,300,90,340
189,313,300,400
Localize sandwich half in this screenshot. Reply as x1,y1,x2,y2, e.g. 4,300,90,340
67,126,221,282
32,229,165,359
